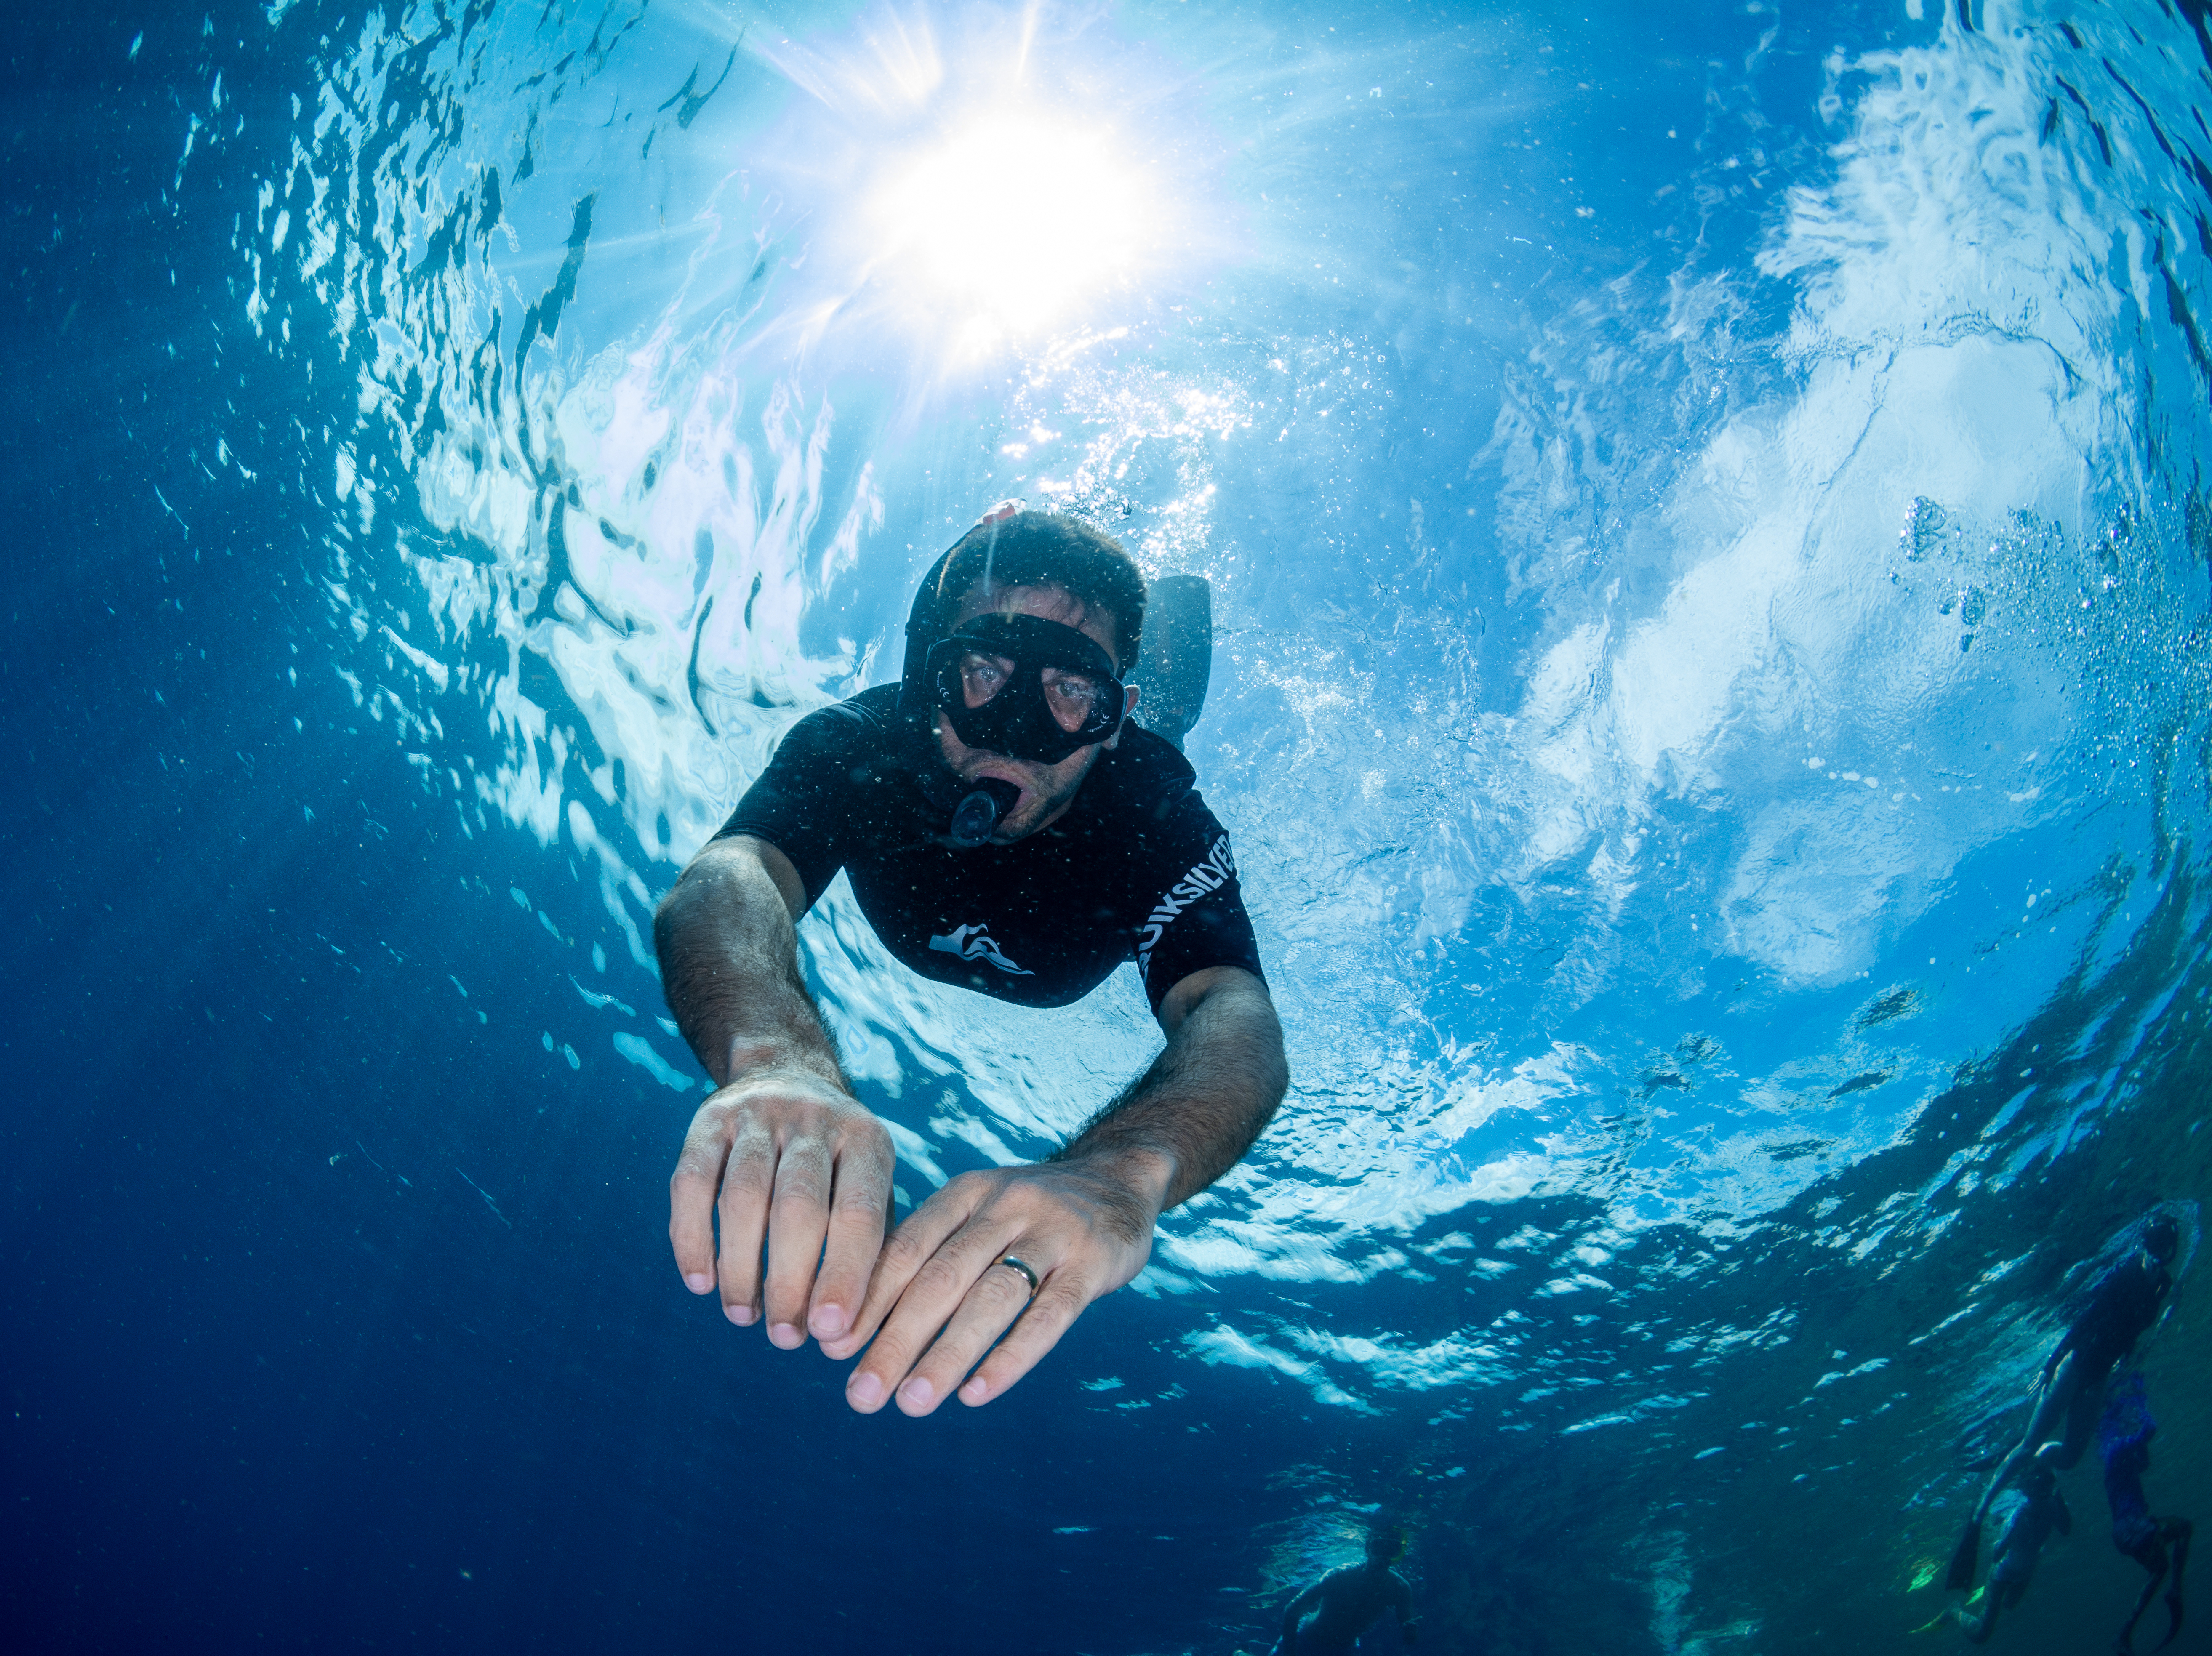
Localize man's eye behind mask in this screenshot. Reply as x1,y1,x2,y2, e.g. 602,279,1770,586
954,652,1117,729
925,613,1127,766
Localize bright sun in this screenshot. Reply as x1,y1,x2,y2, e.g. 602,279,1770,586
871,111,1159,339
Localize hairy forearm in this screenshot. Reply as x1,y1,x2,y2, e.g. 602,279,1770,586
652,846,845,1091
1056,974,1287,1211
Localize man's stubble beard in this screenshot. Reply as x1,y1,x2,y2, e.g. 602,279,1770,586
935,714,1106,841
974,749,1102,841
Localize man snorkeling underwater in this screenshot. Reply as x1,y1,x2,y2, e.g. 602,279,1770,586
1277,1525,1419,1654
1916,1454,2069,1644
653,504,1287,1415
1945,1214,2180,1589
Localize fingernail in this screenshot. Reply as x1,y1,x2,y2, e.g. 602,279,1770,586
899,1376,934,1409
769,1321,802,1348
961,1377,989,1404
850,1372,884,1408
725,1303,754,1326
683,1272,712,1294
811,1304,847,1338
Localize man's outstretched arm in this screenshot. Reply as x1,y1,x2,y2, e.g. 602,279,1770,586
824,964,1287,1414
1061,964,1289,1210
656,835,894,1347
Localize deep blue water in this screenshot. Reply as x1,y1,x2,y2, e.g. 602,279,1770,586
5,1,2211,1652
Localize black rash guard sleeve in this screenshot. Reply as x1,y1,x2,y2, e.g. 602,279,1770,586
1130,785,1266,1010
711,700,877,906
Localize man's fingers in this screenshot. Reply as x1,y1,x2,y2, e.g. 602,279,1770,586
890,1258,1038,1417
808,1137,895,1347
714,1128,776,1326
957,1270,1090,1408
844,1240,983,1413
843,1189,998,1411
837,1179,984,1365
668,1113,732,1294
760,1137,834,1347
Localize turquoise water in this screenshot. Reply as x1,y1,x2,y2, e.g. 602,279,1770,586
5,0,2210,1651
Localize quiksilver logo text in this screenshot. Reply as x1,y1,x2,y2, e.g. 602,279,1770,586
1135,834,1236,982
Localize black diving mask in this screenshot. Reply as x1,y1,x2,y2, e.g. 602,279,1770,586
925,612,1129,766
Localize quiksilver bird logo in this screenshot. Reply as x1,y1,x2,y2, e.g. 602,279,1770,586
928,923,1032,976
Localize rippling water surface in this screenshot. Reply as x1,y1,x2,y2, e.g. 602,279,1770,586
7,0,2212,1651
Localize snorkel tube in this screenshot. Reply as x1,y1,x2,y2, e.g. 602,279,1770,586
1130,574,1212,752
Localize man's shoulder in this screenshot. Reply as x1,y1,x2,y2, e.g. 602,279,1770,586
808,680,903,729
778,683,905,757
1090,723,1199,823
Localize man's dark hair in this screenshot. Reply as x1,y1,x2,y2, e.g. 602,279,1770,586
929,510,1147,669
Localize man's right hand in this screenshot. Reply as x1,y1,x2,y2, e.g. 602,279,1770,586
668,1068,895,1348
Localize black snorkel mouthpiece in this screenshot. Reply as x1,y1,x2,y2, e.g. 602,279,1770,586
946,776,1022,848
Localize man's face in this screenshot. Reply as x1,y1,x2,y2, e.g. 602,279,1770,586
934,580,1138,840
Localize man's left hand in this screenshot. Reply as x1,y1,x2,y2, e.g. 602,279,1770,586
820,1151,1170,1414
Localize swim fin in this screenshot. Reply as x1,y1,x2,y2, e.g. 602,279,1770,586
1911,1593,1975,1635
2153,1523,2188,1649
1133,574,1212,751
1945,1517,1982,1592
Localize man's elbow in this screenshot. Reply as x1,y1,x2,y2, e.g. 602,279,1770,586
656,838,802,934
653,842,752,976
652,853,717,956
1159,964,1279,1036
1216,973,1289,1085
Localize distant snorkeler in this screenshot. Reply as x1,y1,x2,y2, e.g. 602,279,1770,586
2100,1372,2192,1654
1914,1455,2070,1644
1945,1213,2181,1590
1277,1525,1419,1654
654,502,1287,1417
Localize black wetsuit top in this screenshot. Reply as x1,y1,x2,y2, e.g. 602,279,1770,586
1282,1563,1416,1655
715,684,1263,1011
2049,1253,2172,1383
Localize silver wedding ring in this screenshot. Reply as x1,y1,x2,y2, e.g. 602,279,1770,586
997,1255,1040,1296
